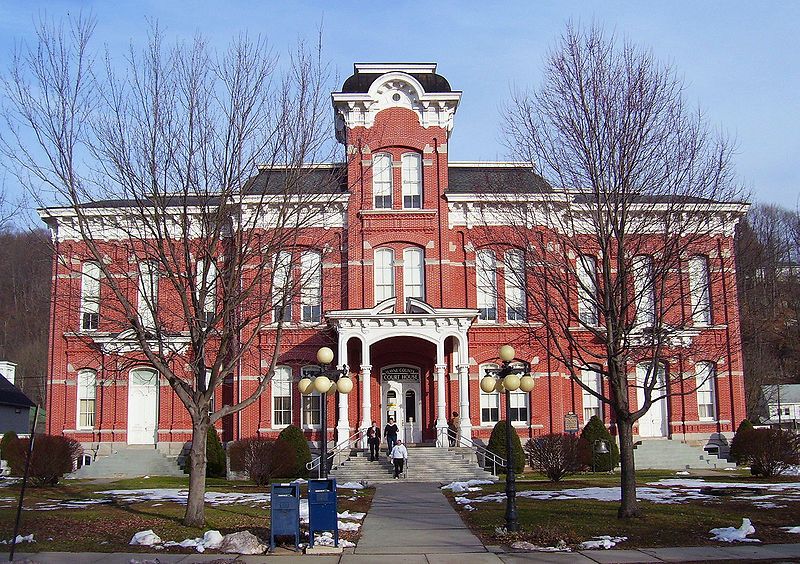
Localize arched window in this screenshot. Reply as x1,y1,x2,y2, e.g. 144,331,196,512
479,363,500,424
372,153,393,209
476,250,497,321
695,361,716,420
401,153,422,209
374,248,395,304
689,255,711,325
633,255,654,327
403,247,425,301
301,251,322,322
196,258,217,325
272,366,292,427
137,262,159,330
580,367,602,423
80,262,100,331
504,249,526,321
577,255,598,326
301,365,321,427
272,251,292,322
77,369,96,429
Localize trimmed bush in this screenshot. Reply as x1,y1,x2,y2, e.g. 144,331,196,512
735,427,800,477
729,419,755,464
487,420,525,474
206,427,226,478
579,416,619,471
227,437,296,485
0,431,20,461
524,434,587,481
6,434,82,486
278,425,311,478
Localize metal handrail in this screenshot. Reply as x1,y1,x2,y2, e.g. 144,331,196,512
438,427,507,477
306,427,368,478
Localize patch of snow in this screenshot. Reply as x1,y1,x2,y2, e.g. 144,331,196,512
338,510,365,520
313,531,355,548
441,479,493,493
0,534,34,545
710,518,760,543
98,488,271,506
218,530,267,554
675,471,691,475
130,530,161,546
338,481,365,489
782,526,800,533
579,535,627,550
463,504,476,511
454,495,471,505
785,465,800,476
511,540,570,552
290,478,307,484
338,520,360,531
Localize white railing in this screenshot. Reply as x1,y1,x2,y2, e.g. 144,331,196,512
437,428,506,476
306,428,367,478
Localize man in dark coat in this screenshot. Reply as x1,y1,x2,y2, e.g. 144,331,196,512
366,420,381,461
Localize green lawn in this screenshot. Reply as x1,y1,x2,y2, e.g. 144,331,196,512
0,476,373,553
448,470,800,549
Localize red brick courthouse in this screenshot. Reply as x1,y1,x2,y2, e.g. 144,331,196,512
39,63,747,461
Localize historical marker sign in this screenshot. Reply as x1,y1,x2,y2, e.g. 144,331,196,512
564,412,579,434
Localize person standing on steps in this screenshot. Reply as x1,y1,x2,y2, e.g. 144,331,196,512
450,411,461,447
366,420,381,461
390,439,408,479
384,417,399,457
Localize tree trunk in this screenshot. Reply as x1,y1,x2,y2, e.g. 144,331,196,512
616,419,640,518
184,419,209,526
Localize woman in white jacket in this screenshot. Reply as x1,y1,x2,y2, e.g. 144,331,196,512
389,439,408,479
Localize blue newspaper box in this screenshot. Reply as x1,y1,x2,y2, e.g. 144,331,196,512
270,483,300,550
308,478,338,547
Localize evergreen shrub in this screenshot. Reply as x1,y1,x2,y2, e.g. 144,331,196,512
278,425,311,478
579,416,619,471
206,427,226,478
487,420,525,474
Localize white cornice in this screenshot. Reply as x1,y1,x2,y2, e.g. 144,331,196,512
354,63,437,74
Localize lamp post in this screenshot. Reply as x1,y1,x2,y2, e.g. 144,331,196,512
481,345,533,533
298,347,352,478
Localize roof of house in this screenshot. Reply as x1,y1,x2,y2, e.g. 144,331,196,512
341,67,452,94
446,164,550,195
762,384,800,404
0,375,36,409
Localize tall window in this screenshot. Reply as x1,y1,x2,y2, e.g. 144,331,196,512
476,250,497,321
373,153,392,209
80,262,101,331
137,262,159,330
301,251,322,322
695,361,716,421
272,366,292,427
689,255,712,325
272,251,292,322
401,153,422,209
301,365,321,427
77,369,96,429
403,247,425,301
196,259,217,325
581,368,602,423
504,250,526,321
374,248,395,304
577,255,598,326
480,364,500,424
633,255,655,327
509,390,529,423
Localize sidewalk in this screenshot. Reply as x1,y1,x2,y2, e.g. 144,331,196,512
4,481,800,562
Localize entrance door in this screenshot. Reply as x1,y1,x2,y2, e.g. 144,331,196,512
381,366,423,444
128,368,159,444
636,363,668,438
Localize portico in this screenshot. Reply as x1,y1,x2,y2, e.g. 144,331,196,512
326,298,477,448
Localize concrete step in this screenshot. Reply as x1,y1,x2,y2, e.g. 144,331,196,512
72,446,184,478
633,439,736,470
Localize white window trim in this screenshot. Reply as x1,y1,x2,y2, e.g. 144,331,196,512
401,152,422,209
577,255,598,327
272,251,292,323
374,248,395,305
300,365,322,429
77,369,96,430
196,259,217,323
137,262,159,330
509,390,529,427
695,361,716,421
504,249,526,323
581,368,602,424
689,255,712,326
80,261,101,332
476,250,498,323
633,255,655,328
300,251,322,323
403,247,425,302
479,363,500,425
271,365,293,429
373,153,393,209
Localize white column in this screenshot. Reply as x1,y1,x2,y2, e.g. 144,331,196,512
335,337,350,449
458,363,472,443
435,363,448,447
359,364,372,448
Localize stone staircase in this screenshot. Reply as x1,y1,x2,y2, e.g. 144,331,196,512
633,439,735,470
330,445,497,484
71,445,184,479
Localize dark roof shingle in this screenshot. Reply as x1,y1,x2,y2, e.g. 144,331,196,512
0,375,36,409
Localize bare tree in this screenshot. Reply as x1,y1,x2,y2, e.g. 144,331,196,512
1,15,341,526
491,24,743,518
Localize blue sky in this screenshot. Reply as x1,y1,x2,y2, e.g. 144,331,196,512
1,0,798,213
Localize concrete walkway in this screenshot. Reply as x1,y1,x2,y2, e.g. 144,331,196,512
4,482,800,562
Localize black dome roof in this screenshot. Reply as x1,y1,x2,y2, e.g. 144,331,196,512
341,70,452,94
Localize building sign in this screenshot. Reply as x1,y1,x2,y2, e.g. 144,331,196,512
564,412,579,434
381,366,421,382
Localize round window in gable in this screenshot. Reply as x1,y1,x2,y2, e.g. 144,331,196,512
392,93,401,102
